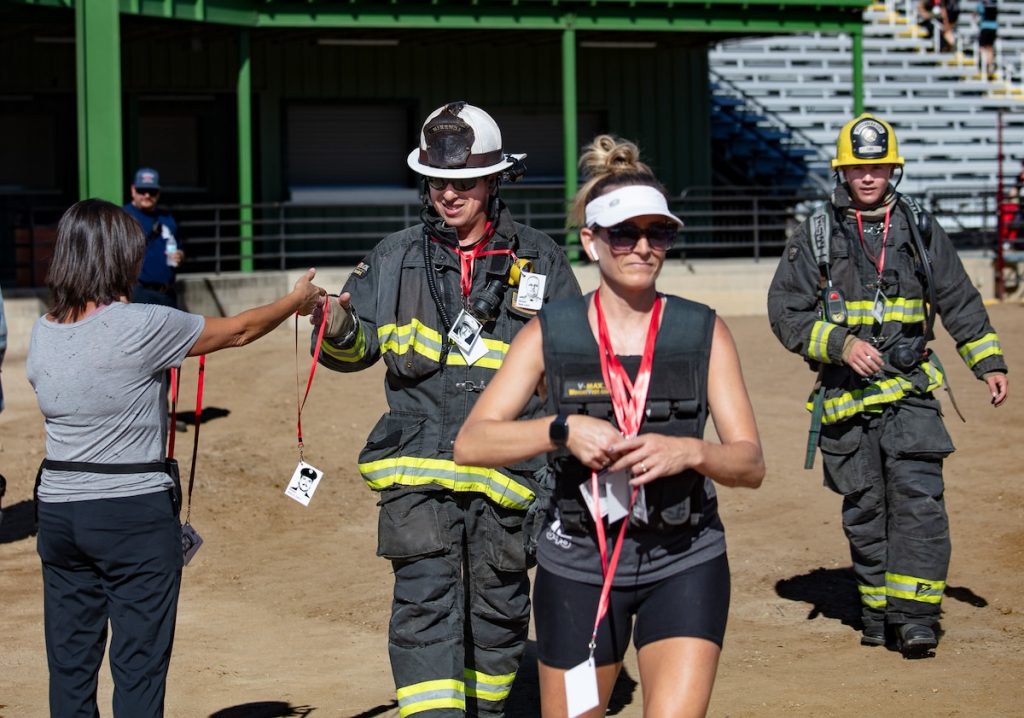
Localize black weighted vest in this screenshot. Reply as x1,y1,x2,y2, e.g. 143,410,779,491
539,293,715,535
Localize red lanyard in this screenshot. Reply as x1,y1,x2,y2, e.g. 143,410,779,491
445,222,511,297
855,206,891,276
168,355,205,524
296,300,329,461
586,290,662,652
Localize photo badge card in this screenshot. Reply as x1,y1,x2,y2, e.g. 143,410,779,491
285,461,324,507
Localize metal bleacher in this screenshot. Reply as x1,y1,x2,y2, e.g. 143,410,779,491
709,0,1024,200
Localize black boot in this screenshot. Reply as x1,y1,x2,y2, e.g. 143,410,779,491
861,622,886,647
897,623,937,658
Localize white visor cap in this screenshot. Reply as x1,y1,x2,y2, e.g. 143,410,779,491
407,102,526,179
585,185,684,228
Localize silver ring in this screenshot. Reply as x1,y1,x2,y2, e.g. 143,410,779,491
639,462,647,474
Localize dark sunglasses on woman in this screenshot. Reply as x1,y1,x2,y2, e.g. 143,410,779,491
427,176,481,192
601,222,678,252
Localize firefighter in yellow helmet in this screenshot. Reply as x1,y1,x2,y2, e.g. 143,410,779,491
768,113,1009,657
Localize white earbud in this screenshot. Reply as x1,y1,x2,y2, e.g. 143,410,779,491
587,244,600,262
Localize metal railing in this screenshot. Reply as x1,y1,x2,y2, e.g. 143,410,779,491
7,184,1010,287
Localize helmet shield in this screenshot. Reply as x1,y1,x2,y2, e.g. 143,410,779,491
423,102,477,169
850,117,890,161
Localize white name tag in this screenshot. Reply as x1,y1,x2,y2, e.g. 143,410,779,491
514,271,546,311
579,469,646,525
565,657,600,717
285,461,324,506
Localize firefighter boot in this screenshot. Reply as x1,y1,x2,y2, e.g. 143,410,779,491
897,623,937,658
860,621,886,647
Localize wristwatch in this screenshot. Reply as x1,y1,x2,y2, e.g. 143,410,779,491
549,414,569,447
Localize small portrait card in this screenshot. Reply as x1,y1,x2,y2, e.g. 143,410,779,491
285,461,324,507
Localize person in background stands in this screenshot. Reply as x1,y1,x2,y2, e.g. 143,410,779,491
124,168,184,309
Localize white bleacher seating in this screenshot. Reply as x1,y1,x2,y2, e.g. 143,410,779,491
710,0,1024,198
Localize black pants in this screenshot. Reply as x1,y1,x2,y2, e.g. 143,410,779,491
36,492,182,718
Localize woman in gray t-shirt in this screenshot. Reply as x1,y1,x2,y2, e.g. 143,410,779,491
27,199,324,718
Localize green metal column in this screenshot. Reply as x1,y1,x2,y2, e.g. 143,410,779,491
238,29,254,273
561,20,579,257
852,28,864,115
75,1,123,202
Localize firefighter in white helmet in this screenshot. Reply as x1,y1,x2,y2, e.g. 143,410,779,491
768,113,1008,657
313,101,580,714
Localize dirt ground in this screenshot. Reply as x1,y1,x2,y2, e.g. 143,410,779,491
2,293,1023,718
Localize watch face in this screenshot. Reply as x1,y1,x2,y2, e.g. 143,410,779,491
550,415,569,444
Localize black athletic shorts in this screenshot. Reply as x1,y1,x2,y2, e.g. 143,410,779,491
533,552,730,669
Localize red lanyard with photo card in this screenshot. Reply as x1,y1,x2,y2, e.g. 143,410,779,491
168,355,206,525
586,289,662,655
296,299,329,462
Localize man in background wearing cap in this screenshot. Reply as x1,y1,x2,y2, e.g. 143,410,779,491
768,114,1008,658
313,101,579,715
124,168,184,308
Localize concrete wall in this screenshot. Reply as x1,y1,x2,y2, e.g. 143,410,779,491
1,255,1000,360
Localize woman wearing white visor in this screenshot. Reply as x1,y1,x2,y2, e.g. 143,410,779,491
456,135,764,717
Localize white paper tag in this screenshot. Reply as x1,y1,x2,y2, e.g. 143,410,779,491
285,461,324,506
181,522,203,566
565,657,600,717
514,271,546,311
579,469,633,525
449,310,488,365
871,288,887,323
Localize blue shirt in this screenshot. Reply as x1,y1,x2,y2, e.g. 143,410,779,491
123,203,179,286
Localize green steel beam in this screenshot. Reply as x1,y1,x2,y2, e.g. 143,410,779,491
852,27,864,115
238,28,253,272
562,21,579,260
10,0,868,33
75,0,123,202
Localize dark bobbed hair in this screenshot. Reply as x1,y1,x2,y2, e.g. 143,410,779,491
568,134,668,229
47,199,146,322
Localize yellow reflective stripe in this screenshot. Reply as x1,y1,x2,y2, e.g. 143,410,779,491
378,319,445,362
358,456,535,510
858,584,887,609
321,324,367,363
809,361,945,424
464,668,516,701
377,321,509,368
807,320,836,362
396,679,466,718
958,332,1003,368
886,572,945,604
446,337,509,370
845,298,925,327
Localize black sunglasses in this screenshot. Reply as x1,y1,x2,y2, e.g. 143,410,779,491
427,176,481,192
601,222,677,252
136,187,160,196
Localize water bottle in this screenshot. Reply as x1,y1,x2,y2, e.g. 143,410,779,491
165,234,179,268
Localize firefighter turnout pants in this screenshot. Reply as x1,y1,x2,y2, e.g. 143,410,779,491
819,396,953,628
377,489,531,717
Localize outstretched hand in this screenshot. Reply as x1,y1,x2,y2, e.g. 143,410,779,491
293,268,327,316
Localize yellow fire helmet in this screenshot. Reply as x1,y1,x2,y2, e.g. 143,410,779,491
832,113,905,169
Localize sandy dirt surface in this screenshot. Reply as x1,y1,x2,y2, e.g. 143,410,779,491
1,293,1023,718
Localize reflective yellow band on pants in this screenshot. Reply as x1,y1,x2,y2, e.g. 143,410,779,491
807,360,944,424
396,679,465,717
321,324,368,363
958,332,1003,369
464,668,516,702
359,456,535,510
858,583,887,609
378,320,509,370
886,572,946,604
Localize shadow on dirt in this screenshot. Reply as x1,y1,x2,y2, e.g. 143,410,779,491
210,702,316,718
0,500,36,544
